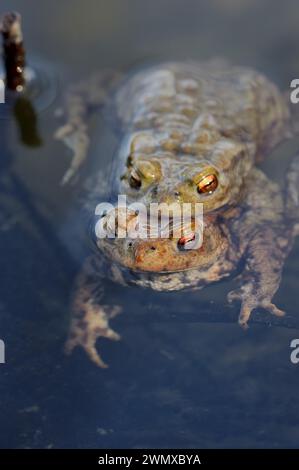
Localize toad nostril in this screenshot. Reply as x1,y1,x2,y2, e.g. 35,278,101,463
150,246,156,251
174,191,180,197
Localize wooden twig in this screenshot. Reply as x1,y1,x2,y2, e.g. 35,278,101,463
1,11,26,91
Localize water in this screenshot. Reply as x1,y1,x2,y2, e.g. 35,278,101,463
1,0,299,449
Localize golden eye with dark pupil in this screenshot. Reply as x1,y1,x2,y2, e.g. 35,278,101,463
197,174,218,194
129,169,141,189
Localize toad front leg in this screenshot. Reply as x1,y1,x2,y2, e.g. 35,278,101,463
228,226,292,327
228,158,299,327
65,257,121,368
55,70,122,184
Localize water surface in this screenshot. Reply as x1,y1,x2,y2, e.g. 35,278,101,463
1,0,299,449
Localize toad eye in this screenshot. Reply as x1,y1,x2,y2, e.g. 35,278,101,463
197,174,218,194
129,168,141,189
177,232,196,250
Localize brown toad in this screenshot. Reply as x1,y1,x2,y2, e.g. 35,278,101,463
55,61,299,367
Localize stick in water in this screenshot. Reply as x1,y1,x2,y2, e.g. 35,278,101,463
1,11,26,91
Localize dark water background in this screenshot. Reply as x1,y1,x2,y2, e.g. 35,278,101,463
1,0,299,448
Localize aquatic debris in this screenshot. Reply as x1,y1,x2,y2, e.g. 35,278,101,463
0,11,42,146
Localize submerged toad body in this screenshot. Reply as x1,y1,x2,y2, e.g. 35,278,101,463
56,62,299,367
